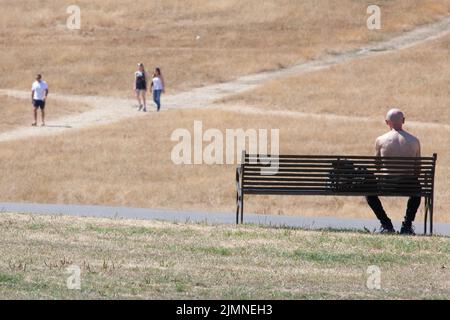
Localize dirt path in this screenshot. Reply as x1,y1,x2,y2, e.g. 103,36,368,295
1,15,449,142
211,104,450,131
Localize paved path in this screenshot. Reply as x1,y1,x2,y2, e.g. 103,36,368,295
1,14,450,142
1,202,448,236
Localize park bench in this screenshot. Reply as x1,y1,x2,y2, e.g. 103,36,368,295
235,151,437,234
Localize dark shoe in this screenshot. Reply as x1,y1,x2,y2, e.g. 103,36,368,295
379,219,395,234
380,224,396,234
400,223,415,235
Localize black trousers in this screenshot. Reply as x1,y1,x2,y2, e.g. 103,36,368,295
366,195,421,226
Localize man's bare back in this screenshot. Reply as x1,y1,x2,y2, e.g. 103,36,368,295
375,129,421,158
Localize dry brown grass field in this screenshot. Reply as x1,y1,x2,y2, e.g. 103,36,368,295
0,213,448,299
1,0,450,96
0,96,91,133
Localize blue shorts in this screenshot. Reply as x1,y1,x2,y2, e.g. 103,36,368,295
33,99,46,109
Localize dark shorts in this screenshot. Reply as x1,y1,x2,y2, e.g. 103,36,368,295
33,99,46,109
136,82,147,91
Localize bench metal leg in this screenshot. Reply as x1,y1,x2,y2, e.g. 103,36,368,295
430,197,434,236
240,194,244,224
236,192,240,224
424,197,429,235
235,167,241,225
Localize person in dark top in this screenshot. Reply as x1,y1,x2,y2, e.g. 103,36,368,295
134,63,149,112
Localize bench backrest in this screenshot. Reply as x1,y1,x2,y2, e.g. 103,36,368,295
239,153,437,197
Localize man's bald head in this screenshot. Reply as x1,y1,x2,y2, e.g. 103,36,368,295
385,108,405,130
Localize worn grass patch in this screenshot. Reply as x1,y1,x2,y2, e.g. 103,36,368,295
0,272,23,285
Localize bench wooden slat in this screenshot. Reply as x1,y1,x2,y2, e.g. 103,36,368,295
245,162,435,168
243,182,431,188
244,170,433,175
244,174,433,179
244,169,433,173
243,189,432,197
245,160,433,166
246,154,436,160
243,181,432,187
244,163,434,168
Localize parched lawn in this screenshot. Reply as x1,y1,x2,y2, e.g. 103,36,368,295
0,213,448,299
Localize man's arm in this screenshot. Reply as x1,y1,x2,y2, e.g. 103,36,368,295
417,140,421,157
414,140,421,176
44,88,48,100
375,138,382,171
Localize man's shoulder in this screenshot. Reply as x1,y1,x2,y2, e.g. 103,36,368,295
378,130,419,142
376,131,392,142
401,130,420,144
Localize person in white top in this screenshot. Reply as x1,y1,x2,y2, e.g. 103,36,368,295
366,108,421,235
31,74,49,126
151,67,165,112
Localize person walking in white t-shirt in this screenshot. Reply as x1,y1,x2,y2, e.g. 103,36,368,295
31,74,49,126
151,67,165,112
